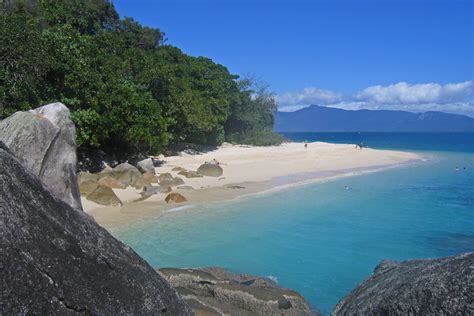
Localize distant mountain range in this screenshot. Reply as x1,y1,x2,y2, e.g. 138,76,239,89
274,105,474,132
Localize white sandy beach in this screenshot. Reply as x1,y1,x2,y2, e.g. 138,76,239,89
85,142,421,228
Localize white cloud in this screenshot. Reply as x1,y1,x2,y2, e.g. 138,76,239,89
277,81,474,117
354,81,473,104
276,87,343,108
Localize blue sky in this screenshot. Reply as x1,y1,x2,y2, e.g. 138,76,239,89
113,0,473,116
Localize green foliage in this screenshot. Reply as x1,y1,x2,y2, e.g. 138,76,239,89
1,0,282,155
225,78,282,146
0,7,47,116
227,128,287,146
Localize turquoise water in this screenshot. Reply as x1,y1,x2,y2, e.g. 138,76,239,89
113,133,474,315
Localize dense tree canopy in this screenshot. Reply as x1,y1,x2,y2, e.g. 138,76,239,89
0,0,283,155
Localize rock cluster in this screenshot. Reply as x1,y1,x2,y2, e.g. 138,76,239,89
78,162,159,206
0,103,82,210
78,160,226,206
78,162,194,205
0,142,193,315
333,252,474,315
159,267,317,315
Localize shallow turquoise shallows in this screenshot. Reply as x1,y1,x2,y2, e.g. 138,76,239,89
113,133,474,315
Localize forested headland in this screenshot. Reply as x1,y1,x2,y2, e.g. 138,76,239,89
0,0,284,157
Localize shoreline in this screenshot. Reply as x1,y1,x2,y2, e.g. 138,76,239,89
85,142,423,229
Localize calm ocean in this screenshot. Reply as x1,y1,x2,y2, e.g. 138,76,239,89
113,133,474,315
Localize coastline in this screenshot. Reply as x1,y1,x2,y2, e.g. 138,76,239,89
85,142,422,229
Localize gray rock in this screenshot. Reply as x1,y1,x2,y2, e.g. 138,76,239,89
111,162,142,188
137,158,155,174
333,252,474,315
0,142,193,315
97,175,128,189
159,267,317,315
197,163,223,177
0,103,82,210
77,172,99,195
133,172,158,189
86,185,122,206
160,176,185,188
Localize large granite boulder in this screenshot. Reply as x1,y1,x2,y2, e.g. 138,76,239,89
0,103,82,210
159,267,317,315
111,162,142,188
86,185,122,206
77,172,99,195
137,158,155,174
333,253,474,315
197,163,223,177
0,142,193,315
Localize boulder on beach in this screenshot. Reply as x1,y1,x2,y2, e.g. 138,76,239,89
86,185,122,206
112,162,142,188
333,252,474,315
197,163,223,177
81,163,151,191
137,158,155,174
160,176,185,188
144,172,159,183
159,267,316,315
0,142,192,315
97,175,128,189
133,172,158,189
165,192,187,203
0,102,82,210
77,172,99,195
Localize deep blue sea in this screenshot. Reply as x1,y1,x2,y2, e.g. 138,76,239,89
113,133,474,315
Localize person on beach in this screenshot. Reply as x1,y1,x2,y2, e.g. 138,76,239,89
304,141,308,149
